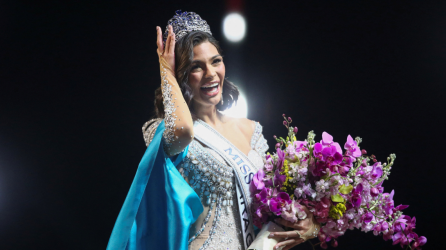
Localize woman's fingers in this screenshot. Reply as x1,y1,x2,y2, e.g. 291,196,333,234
275,218,303,230
168,26,175,54
165,25,175,55
268,230,300,239
273,238,302,250
164,26,172,55
282,239,305,250
274,218,293,228
156,26,163,55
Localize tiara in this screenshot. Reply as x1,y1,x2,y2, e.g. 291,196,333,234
163,10,212,44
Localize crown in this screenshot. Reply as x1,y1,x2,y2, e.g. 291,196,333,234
163,10,212,44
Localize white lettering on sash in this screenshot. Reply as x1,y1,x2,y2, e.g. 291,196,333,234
224,147,253,184
240,193,253,246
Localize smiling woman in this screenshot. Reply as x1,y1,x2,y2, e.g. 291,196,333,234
106,11,279,250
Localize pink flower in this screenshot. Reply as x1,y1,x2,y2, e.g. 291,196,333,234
321,132,343,154
269,192,292,215
344,135,361,158
264,154,274,171
411,234,427,250
250,169,265,193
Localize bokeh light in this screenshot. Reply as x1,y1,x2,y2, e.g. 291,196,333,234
221,89,248,118
223,13,246,42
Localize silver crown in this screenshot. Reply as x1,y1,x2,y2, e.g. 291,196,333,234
163,10,212,44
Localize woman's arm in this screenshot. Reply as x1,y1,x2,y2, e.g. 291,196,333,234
156,25,194,156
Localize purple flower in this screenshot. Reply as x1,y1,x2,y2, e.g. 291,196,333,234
375,221,389,232
322,146,343,166
269,192,292,215
321,132,343,153
383,190,395,215
363,212,374,224
313,142,323,159
255,187,268,203
250,169,265,193
351,183,363,208
370,187,379,197
344,135,361,158
312,161,329,177
395,204,409,212
293,140,308,152
351,193,362,208
370,162,383,179
252,203,269,228
339,156,353,176
273,169,286,188
264,154,274,171
276,148,285,171
411,234,427,250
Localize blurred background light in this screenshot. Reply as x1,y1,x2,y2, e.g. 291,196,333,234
221,89,248,118
223,13,246,42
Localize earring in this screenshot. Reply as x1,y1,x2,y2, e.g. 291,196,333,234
220,91,224,105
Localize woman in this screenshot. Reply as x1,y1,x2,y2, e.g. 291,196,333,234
107,11,318,250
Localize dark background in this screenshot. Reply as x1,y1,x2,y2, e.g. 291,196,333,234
1,0,444,249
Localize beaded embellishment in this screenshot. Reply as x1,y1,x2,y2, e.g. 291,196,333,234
182,141,237,249
142,118,163,146
160,65,177,150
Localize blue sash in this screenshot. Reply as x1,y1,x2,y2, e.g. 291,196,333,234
106,120,203,250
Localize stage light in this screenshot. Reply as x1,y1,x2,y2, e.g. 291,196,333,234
223,13,246,42
221,90,248,118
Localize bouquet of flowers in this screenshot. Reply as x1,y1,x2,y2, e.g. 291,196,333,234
250,115,427,249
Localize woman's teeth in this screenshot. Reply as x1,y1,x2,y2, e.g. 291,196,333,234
201,83,219,89
200,83,219,96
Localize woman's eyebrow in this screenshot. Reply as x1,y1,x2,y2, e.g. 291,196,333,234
191,55,222,64
209,54,221,61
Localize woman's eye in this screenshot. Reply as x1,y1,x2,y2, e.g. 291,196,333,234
191,65,201,71
213,59,222,64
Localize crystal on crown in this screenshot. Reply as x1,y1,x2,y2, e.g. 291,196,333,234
163,10,212,44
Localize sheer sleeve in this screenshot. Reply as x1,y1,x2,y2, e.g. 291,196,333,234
158,57,194,156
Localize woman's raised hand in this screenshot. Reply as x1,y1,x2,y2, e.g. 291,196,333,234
156,25,176,72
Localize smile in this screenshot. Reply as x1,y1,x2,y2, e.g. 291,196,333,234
200,82,220,97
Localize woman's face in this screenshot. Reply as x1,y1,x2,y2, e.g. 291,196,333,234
188,41,225,109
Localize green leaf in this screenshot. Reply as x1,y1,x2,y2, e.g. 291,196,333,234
331,194,345,203
339,184,353,194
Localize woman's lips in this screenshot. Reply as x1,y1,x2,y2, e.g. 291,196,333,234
200,84,220,97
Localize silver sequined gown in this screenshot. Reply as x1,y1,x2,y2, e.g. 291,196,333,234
143,120,268,250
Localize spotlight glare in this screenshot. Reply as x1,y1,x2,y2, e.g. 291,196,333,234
221,90,248,118
223,13,246,42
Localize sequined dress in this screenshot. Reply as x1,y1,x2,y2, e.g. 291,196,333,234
143,119,269,250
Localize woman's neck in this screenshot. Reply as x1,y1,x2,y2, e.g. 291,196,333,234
193,103,223,127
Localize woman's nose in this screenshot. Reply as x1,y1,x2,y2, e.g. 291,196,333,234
204,65,216,79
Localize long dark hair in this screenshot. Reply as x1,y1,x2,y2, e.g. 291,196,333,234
154,31,239,118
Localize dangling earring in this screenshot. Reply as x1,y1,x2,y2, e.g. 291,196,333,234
220,91,224,105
